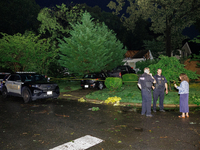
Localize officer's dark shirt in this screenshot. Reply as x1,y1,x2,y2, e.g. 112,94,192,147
138,73,154,90
153,75,167,90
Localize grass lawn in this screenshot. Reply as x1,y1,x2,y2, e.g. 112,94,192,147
57,80,200,105
85,84,181,104
56,80,82,92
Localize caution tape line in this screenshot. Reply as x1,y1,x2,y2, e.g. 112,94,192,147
49,77,180,83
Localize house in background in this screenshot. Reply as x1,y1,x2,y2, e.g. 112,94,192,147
172,42,192,59
172,41,200,59
123,50,153,71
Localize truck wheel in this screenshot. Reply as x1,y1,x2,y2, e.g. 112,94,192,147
55,86,60,95
98,82,104,90
22,87,31,103
2,87,8,99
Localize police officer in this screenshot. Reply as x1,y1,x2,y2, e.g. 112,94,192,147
138,67,156,117
152,68,168,112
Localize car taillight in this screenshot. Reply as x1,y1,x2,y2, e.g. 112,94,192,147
96,78,99,80
119,72,121,77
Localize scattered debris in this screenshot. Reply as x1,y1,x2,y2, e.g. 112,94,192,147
88,107,100,111
135,127,143,131
55,114,69,117
118,141,122,143
160,136,168,138
63,94,72,97
78,98,86,102
92,107,100,111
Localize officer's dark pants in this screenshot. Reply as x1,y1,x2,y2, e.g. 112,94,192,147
141,89,152,115
153,89,165,110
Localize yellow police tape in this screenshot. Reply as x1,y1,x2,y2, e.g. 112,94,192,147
49,77,138,82
49,77,179,83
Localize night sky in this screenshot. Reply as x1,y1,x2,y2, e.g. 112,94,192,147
35,0,111,12
35,0,199,39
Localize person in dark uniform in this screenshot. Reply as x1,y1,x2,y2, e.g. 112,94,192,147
152,68,168,112
138,67,156,117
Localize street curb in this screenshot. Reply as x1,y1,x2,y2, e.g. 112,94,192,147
84,99,199,108
59,93,199,108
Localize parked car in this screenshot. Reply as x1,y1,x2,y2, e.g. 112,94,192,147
1,72,60,103
107,65,136,77
81,72,108,90
0,72,10,93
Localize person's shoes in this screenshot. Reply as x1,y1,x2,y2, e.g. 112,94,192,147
186,115,189,118
146,114,153,117
178,115,185,118
141,113,145,116
159,110,165,112
153,110,156,112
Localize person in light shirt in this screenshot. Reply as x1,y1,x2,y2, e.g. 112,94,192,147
174,73,189,118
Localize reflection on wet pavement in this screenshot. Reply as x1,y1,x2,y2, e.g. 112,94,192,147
0,96,199,150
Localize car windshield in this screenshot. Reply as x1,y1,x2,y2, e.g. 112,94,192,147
83,74,97,79
21,74,46,82
114,66,127,71
83,73,106,78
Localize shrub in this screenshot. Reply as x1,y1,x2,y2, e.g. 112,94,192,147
122,73,138,86
149,55,200,91
105,77,122,91
190,94,200,105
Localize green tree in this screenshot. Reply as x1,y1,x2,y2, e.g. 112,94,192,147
37,3,85,75
148,55,200,89
37,3,84,40
143,39,165,58
0,0,40,35
190,36,200,67
58,11,126,75
135,59,159,74
80,4,153,50
107,0,200,57
0,32,57,74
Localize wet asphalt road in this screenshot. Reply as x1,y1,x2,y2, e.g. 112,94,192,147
0,91,200,150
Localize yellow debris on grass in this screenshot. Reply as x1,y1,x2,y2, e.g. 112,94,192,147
63,94,73,97
78,97,86,102
105,96,121,106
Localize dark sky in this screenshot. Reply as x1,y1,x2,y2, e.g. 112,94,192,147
35,0,199,39
35,0,112,12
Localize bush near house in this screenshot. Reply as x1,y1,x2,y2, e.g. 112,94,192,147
104,77,122,91
122,73,138,86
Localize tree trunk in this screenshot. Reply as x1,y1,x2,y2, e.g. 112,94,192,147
165,17,172,57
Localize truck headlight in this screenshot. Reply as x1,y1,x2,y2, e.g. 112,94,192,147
32,84,39,88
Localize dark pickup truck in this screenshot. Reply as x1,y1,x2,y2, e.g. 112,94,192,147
107,65,136,77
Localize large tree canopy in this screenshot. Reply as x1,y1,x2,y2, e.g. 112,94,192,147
0,32,56,74
58,12,126,75
107,0,200,56
0,0,40,35
37,3,84,40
